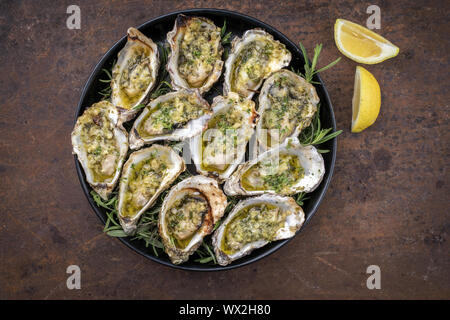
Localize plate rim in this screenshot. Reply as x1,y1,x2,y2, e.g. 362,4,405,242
74,8,337,271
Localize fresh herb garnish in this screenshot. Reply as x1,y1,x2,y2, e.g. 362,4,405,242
98,66,114,99
133,103,146,110
290,42,342,152
295,192,310,206
90,167,218,264
225,196,239,214
93,146,102,156
221,20,232,45
192,50,202,58
294,42,341,84
153,103,173,130
263,172,292,193
132,206,165,256
150,44,173,99
299,103,342,153
194,242,217,264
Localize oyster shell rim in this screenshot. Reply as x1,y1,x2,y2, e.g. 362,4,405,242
158,175,227,265
223,28,292,100
223,137,326,197
254,68,320,155
212,194,305,266
189,92,259,181
166,14,224,94
128,89,212,150
111,27,160,123
117,144,186,235
71,100,129,201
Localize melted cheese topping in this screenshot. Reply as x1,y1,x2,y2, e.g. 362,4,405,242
114,45,153,108
262,74,315,147
241,154,304,194
222,203,288,254
178,18,221,88
78,104,119,182
138,94,206,137
121,151,168,218
201,98,253,173
231,39,288,97
166,192,208,249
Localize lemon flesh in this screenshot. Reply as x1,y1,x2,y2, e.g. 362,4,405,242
351,66,381,133
335,19,399,64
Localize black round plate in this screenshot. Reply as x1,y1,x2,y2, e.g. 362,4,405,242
74,8,337,271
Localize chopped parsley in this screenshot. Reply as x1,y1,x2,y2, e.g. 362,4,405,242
94,146,102,156
263,171,292,193
192,50,202,58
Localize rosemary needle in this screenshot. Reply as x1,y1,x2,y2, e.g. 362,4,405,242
292,42,343,152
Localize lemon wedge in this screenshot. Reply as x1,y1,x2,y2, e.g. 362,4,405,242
351,66,381,133
334,19,399,64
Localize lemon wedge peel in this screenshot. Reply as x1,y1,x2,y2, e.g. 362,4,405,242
351,66,381,133
334,19,399,64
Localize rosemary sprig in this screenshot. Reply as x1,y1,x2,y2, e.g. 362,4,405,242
97,67,113,99
91,188,163,252
89,167,220,264
295,192,310,206
150,44,172,99
225,195,239,214
210,195,237,231
194,242,217,264
291,42,342,152
299,104,342,153
294,42,341,84
98,68,112,83
133,103,146,110
132,206,164,256
91,190,115,210
221,20,232,45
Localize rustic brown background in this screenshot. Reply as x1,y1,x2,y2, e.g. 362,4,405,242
0,0,449,299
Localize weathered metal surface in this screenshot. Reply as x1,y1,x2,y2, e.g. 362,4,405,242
0,0,448,299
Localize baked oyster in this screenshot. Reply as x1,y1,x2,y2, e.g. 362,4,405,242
111,27,159,122
158,175,227,264
212,194,304,266
190,93,258,180
223,29,291,100
117,145,185,235
71,100,128,200
224,137,324,196
255,69,319,153
129,89,212,150
167,15,223,94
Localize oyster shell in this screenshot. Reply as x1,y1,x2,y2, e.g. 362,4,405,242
117,145,185,235
212,194,304,266
223,29,291,100
111,27,159,122
158,175,227,264
129,89,212,150
190,92,258,180
224,137,324,196
167,14,223,94
71,100,128,200
255,69,319,153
